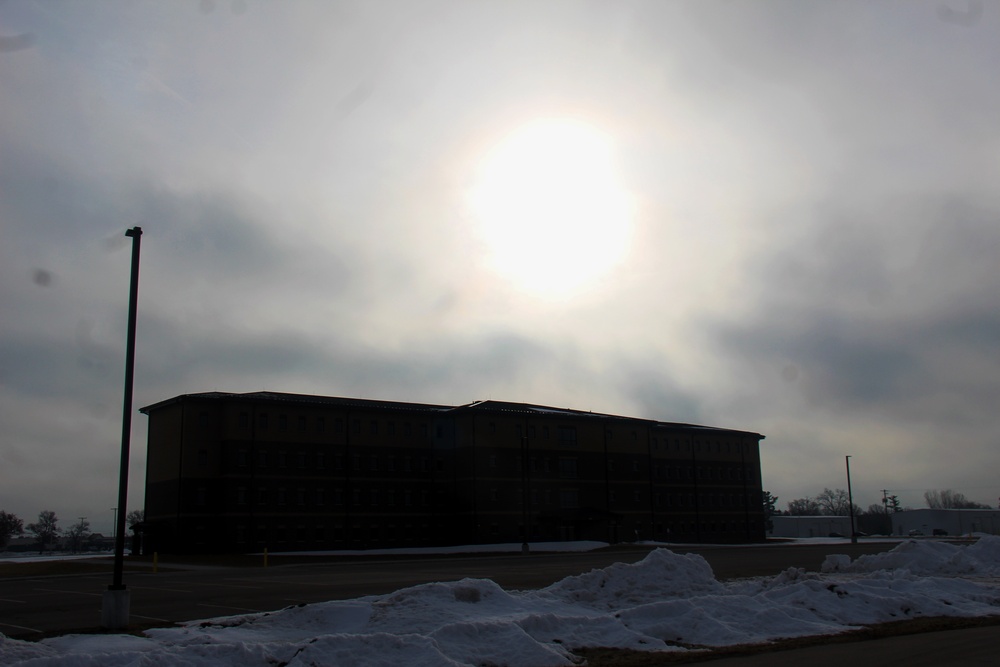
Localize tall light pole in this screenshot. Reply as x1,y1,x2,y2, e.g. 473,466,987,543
845,455,857,545
103,226,142,630
521,434,530,554
111,507,117,541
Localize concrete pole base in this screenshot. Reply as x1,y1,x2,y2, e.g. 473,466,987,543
101,589,130,630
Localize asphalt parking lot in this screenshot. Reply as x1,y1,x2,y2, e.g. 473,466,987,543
3,541,998,665
0,542,901,638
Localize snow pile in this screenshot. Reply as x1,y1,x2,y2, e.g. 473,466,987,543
821,537,1000,576
2,538,1000,666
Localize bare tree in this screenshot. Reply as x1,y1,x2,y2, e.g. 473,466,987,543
26,510,59,554
0,511,23,548
125,509,144,530
787,497,821,515
66,518,91,553
924,489,991,509
816,488,854,516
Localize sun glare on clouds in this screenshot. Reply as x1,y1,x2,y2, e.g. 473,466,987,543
467,118,634,298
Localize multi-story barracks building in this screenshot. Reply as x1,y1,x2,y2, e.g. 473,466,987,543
139,391,766,553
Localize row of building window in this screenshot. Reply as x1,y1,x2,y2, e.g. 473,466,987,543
202,518,760,546
215,448,752,482
209,411,754,458
198,485,753,511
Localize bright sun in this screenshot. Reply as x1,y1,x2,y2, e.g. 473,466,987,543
467,118,634,297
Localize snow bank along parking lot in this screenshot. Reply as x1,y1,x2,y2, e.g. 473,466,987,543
2,537,999,666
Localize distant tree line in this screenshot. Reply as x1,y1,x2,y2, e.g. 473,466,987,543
0,509,144,554
923,490,992,510
763,488,996,536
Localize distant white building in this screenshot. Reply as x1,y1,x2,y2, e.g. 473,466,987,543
769,515,853,538
891,509,1000,537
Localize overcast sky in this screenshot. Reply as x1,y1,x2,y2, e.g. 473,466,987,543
2,0,999,535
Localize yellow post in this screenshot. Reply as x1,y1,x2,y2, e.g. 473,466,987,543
153,551,158,574
263,547,268,568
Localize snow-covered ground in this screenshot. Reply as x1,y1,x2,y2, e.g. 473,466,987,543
2,537,999,666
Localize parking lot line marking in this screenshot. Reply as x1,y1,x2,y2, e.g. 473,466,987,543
196,603,263,613
0,598,27,604
198,582,263,590
130,586,194,594
132,613,172,623
34,588,101,597
0,620,42,634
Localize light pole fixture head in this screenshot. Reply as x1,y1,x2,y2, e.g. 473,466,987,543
126,226,142,238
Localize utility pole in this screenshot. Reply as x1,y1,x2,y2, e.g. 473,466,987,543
102,226,142,630
845,456,857,544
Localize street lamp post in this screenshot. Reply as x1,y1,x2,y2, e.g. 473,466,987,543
521,434,530,554
102,226,142,630
845,455,857,545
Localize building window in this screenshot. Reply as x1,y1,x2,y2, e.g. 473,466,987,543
489,455,497,468
237,449,248,467
353,419,361,434
634,491,642,503
197,449,208,467
259,413,268,430
370,455,378,471
558,426,577,447
335,418,344,433
559,490,579,508
317,417,325,434
239,412,249,428
387,421,396,436
297,488,306,506
386,490,396,506
387,456,396,472
278,415,288,432
371,420,379,435
317,452,326,469
558,458,578,479
297,452,307,469
279,451,287,468
196,486,206,506
258,450,267,468
316,488,325,506
237,487,247,505
257,488,267,505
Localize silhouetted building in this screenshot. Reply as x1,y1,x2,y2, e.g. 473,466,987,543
140,392,766,553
